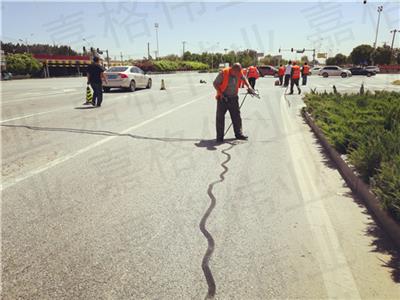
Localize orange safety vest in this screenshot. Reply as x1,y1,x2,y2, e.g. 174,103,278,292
302,65,310,75
278,66,285,76
247,66,259,79
292,65,301,79
215,67,242,100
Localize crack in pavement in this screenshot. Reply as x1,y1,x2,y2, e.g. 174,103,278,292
199,143,235,299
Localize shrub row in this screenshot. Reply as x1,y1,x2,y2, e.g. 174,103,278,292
134,59,208,73
304,90,400,221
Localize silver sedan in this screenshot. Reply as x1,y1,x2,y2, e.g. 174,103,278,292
103,66,152,92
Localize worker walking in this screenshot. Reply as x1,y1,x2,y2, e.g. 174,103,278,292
301,62,310,86
278,64,285,86
283,60,292,87
247,65,260,89
289,61,301,95
87,56,107,107
213,63,255,143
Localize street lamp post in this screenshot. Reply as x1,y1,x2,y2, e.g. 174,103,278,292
154,23,159,59
18,38,29,53
182,41,186,58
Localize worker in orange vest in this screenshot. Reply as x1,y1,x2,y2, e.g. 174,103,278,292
301,62,310,86
278,64,285,86
289,61,301,95
240,68,248,88
247,65,260,89
213,63,255,143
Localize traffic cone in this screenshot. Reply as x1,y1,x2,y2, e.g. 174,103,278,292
84,85,93,105
160,79,166,90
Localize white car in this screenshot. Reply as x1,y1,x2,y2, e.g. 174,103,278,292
103,66,152,92
318,66,352,78
310,66,322,75
365,66,380,73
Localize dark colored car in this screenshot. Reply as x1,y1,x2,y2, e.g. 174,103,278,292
348,67,376,77
257,65,278,77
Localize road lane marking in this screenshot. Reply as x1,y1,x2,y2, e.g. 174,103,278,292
1,94,206,191
279,93,361,299
0,108,65,123
1,91,82,104
1,89,188,124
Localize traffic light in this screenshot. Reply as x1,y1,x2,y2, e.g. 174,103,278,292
291,48,294,52
279,48,281,53
83,46,86,53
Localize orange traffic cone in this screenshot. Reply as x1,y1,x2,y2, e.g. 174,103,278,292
160,79,166,90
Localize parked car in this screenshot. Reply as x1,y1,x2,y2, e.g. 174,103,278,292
257,65,278,77
310,66,321,75
365,66,380,73
348,67,376,77
318,66,352,78
103,66,152,92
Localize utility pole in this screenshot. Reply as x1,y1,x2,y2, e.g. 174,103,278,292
390,29,399,64
147,42,150,60
154,23,159,59
373,6,384,49
106,50,110,68
182,41,186,58
390,29,399,50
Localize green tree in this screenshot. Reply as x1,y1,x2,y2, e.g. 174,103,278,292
372,45,392,65
5,53,42,75
349,44,374,65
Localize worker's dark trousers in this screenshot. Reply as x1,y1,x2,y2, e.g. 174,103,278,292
90,83,103,106
284,74,290,86
279,75,284,85
290,78,301,94
302,75,308,85
216,95,243,140
248,77,256,89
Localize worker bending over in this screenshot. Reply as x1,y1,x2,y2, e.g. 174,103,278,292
290,61,301,95
213,63,255,143
247,65,260,89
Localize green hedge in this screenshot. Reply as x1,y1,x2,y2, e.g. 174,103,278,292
135,59,209,72
304,90,400,221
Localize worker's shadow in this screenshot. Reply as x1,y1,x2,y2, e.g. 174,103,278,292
194,139,236,151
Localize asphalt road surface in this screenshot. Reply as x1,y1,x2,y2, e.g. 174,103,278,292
2,73,400,299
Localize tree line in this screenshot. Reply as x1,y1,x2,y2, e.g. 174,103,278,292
1,41,78,56
326,44,400,66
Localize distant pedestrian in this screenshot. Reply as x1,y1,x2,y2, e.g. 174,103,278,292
289,61,301,95
247,65,260,89
87,57,107,107
301,62,310,86
278,64,285,86
284,60,292,87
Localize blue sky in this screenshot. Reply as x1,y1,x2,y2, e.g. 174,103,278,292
1,1,399,60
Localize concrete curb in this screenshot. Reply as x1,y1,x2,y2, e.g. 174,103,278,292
302,108,400,249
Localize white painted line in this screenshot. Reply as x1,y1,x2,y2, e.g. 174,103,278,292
279,93,361,299
0,108,65,123
1,94,206,191
1,91,82,104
